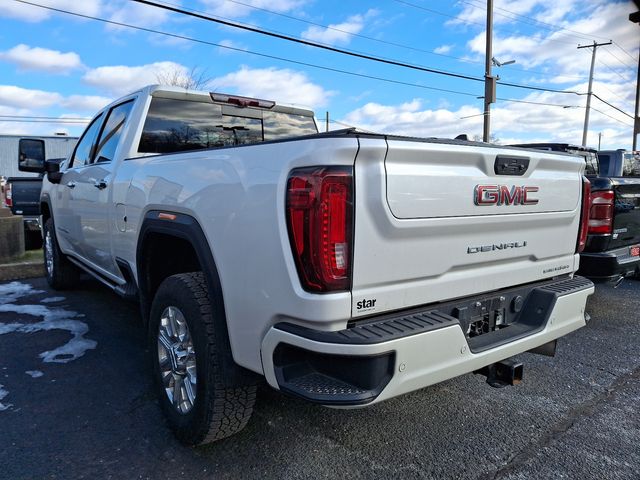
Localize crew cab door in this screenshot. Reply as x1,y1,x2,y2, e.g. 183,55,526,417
57,100,134,276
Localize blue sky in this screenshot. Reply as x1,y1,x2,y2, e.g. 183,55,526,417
0,0,637,149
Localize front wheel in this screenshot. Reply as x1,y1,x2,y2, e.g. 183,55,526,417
149,272,256,445
43,218,79,290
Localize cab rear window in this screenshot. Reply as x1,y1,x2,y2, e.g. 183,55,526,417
138,97,317,154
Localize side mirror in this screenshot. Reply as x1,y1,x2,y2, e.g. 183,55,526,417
45,159,63,184
18,138,46,173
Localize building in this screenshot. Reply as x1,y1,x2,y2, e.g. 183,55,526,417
0,134,78,179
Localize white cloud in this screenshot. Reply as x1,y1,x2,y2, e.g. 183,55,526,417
463,2,636,82
0,86,110,113
0,44,82,74
434,44,453,55
82,61,189,96
211,66,334,109
301,10,378,46
61,95,112,112
106,1,173,30
449,0,562,27
0,85,62,109
199,0,306,18
342,99,485,137
0,0,102,22
217,39,248,55
340,86,633,150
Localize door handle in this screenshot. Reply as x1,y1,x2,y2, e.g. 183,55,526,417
94,179,107,190
67,181,76,188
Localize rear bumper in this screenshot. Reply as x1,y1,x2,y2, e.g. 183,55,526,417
578,246,640,282
261,276,594,406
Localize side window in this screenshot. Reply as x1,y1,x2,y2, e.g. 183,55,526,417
584,152,598,175
93,100,134,163
70,113,104,168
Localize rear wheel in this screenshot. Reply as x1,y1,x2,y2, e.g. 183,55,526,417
150,272,256,445
43,218,79,290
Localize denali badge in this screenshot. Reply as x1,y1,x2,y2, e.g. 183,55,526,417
467,241,527,254
474,185,539,206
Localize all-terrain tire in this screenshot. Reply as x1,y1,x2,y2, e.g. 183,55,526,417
43,217,80,290
149,272,257,445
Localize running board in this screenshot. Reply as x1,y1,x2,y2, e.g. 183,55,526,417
67,256,138,301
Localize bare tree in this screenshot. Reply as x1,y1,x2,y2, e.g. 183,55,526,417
155,66,213,90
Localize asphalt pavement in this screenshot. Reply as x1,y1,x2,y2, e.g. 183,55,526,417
0,276,638,480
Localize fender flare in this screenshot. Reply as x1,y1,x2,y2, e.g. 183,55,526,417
136,210,257,386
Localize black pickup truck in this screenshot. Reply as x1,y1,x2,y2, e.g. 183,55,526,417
510,143,640,283
3,136,77,249
4,176,43,248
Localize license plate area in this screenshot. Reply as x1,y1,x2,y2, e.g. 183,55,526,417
452,294,522,339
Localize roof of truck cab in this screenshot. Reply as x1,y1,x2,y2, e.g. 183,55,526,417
145,84,316,117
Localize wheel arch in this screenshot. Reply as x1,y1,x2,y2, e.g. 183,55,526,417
40,195,52,224
136,210,257,386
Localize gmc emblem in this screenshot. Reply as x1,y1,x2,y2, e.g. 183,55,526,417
474,185,539,206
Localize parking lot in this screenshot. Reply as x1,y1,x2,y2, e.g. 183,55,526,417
0,276,638,480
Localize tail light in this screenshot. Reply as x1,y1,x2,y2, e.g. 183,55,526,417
286,166,353,292
576,176,590,252
4,183,12,208
588,190,614,235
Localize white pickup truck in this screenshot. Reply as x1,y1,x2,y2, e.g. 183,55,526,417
28,85,594,445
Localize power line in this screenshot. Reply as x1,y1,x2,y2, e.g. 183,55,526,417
160,0,486,67
591,93,634,119
590,107,634,128
13,0,589,98
603,45,635,70
131,0,487,83
592,81,632,104
392,0,582,47
125,0,588,84
496,97,580,108
11,0,481,99
0,114,90,121
0,118,88,124
612,41,638,63
596,57,633,83
459,0,611,43
497,81,580,95
132,0,590,96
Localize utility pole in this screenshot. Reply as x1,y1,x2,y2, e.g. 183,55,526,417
630,11,640,150
483,0,496,142
578,40,612,147
598,132,602,150
325,111,329,133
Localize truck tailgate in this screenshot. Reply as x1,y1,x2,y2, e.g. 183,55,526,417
610,178,640,250
6,177,42,216
352,137,584,318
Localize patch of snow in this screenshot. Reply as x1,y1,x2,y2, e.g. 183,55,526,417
0,281,97,364
25,370,44,378
0,384,11,411
40,297,65,304
0,281,43,303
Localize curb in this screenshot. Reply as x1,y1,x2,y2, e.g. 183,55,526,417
0,260,45,282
